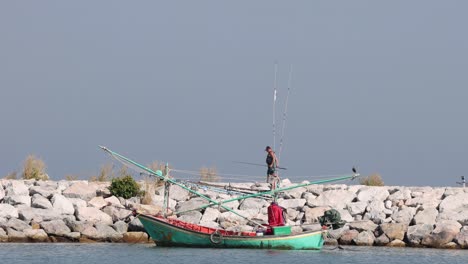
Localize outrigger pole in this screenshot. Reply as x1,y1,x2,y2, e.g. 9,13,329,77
99,146,263,226
176,173,359,215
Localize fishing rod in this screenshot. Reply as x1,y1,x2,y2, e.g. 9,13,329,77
232,161,287,170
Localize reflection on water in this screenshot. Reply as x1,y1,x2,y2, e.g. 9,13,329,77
0,244,466,264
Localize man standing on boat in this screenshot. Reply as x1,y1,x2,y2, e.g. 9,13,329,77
265,146,280,189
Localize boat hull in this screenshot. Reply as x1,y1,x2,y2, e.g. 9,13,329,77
138,214,325,250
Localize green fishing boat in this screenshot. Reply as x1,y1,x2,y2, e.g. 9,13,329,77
138,214,325,250
100,146,358,250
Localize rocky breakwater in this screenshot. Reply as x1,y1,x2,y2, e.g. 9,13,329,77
0,179,152,243
1,179,468,249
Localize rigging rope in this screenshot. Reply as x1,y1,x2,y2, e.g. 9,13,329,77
278,64,293,161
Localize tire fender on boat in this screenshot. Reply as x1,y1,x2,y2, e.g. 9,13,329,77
210,230,223,244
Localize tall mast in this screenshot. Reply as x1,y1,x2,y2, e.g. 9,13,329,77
273,62,278,150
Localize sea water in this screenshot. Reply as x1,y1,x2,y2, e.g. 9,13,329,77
0,243,466,264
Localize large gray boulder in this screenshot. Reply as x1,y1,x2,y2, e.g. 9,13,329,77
62,182,97,201
0,204,19,219
422,220,462,248
175,197,209,214
104,196,123,208
380,223,407,241
347,201,368,216
303,206,331,224
40,219,71,236
51,194,75,215
31,194,53,209
391,206,416,224
413,208,438,226
405,188,444,208
122,232,149,243
102,206,132,222
348,220,378,232
29,185,58,198
365,200,391,223
4,195,31,207
113,220,128,234
24,228,49,242
7,227,28,242
18,207,61,222
307,190,355,209
388,188,412,202
5,181,29,196
353,230,375,246
178,211,202,224
68,198,87,210
437,193,468,225
455,226,468,248
339,229,359,245
239,198,268,211
168,185,190,201
356,187,389,202
0,186,5,201
0,227,8,242
88,196,108,209
201,207,220,222
95,223,123,242
278,198,306,210
406,224,434,246
75,207,113,225
6,218,30,231
64,219,93,233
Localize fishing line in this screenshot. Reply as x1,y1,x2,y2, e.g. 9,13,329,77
278,64,293,161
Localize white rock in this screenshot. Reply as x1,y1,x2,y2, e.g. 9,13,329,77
29,185,58,198
88,196,108,209
51,194,75,215
4,195,31,207
0,204,19,218
18,207,61,222
303,206,331,224
239,198,268,211
391,206,416,224
278,198,306,209
356,187,389,202
31,194,53,209
413,208,438,226
102,206,132,222
178,211,202,224
68,198,87,210
168,185,190,201
40,219,71,236
307,190,355,209
0,186,5,201
104,196,123,208
76,207,113,225
5,181,29,196
201,207,220,222
63,182,97,201
347,201,368,216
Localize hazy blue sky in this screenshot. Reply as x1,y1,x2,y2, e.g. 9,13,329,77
1,1,467,187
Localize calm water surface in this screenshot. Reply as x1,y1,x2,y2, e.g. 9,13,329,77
0,244,466,264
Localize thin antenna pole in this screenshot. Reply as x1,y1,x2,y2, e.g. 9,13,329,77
273,62,278,151
278,64,293,161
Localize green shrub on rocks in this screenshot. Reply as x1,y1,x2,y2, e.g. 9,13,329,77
109,175,141,199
